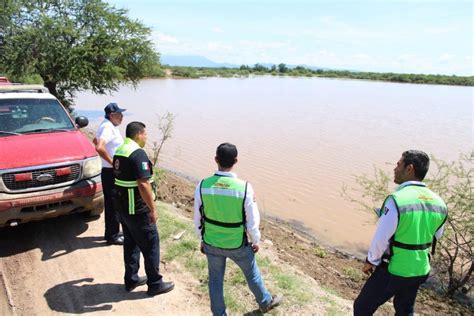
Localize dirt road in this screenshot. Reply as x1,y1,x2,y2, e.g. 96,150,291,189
0,212,209,315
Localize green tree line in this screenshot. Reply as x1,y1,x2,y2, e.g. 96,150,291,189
163,64,474,87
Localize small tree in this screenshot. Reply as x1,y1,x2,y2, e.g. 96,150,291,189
151,111,175,167
253,64,267,72
428,153,473,297
342,151,473,297
278,63,288,73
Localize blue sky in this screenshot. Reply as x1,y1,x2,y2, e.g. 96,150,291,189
107,0,473,75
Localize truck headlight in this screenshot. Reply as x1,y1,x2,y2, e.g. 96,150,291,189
83,156,102,178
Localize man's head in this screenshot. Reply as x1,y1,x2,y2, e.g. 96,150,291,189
394,150,430,184
215,143,238,170
104,102,126,126
126,121,147,148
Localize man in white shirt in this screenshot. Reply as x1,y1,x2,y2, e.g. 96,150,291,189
354,150,447,315
194,143,282,315
94,103,126,245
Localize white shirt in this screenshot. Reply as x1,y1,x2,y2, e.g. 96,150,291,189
367,181,445,266
95,118,123,168
194,171,262,245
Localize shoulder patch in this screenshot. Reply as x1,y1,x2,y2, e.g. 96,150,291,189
141,162,149,171
114,159,120,170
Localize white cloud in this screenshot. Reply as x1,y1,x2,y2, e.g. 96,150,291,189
211,27,223,33
238,40,289,49
424,26,457,34
319,16,335,24
206,42,232,52
314,16,387,42
438,53,454,63
153,32,179,44
396,54,417,63
317,50,336,58
353,53,370,60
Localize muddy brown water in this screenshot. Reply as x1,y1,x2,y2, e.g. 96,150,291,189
75,77,473,256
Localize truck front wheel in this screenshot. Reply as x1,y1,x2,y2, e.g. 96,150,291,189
84,205,103,218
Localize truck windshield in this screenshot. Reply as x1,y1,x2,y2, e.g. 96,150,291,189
0,99,75,135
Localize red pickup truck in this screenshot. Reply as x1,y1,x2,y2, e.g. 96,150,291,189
0,81,104,227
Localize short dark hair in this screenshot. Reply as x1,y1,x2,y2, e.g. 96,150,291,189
401,150,430,180
216,143,238,168
126,121,146,139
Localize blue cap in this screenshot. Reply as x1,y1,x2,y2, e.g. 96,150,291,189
104,102,126,115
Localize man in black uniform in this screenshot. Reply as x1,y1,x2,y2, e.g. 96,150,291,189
113,121,174,296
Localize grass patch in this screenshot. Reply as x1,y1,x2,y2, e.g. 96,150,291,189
156,202,341,314
324,297,345,316
256,255,271,268
342,267,364,282
164,239,199,261
313,246,327,258
321,285,341,297
273,272,313,304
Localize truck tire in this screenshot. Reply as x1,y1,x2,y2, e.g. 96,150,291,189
84,206,103,219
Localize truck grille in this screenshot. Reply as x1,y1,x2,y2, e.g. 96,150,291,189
2,164,81,190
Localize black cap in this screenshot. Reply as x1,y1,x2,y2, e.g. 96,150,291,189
104,102,126,115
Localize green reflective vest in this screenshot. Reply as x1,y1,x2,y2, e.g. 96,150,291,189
200,175,248,249
114,138,154,214
386,183,447,277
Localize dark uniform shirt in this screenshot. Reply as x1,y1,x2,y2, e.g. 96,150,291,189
113,148,153,214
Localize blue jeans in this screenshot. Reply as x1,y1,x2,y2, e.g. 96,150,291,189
203,243,272,316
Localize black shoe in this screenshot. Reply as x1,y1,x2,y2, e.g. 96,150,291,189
260,295,283,313
125,276,147,292
147,281,175,296
106,236,124,245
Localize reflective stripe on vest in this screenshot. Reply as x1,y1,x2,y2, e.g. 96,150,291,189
200,175,247,249
114,138,141,215
387,184,447,277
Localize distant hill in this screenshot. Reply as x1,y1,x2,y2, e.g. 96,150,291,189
160,55,238,68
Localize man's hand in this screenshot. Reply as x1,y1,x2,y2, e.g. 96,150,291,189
251,243,259,253
200,242,205,254
362,262,375,275
94,138,113,165
149,209,157,224
138,179,157,223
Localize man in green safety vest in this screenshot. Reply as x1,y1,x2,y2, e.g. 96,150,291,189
113,121,174,296
354,150,447,315
194,143,282,315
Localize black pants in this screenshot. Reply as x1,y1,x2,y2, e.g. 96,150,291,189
353,264,429,316
118,207,163,290
101,168,121,240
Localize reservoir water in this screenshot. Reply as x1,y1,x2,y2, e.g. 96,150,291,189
75,77,473,255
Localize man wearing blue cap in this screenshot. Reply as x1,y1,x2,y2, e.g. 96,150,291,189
94,102,126,245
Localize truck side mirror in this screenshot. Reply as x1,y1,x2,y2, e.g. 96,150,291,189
75,116,89,128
